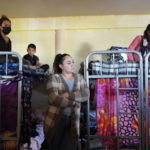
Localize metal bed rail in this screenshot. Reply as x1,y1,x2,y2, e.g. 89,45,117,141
0,51,22,150
145,52,150,150
85,50,144,150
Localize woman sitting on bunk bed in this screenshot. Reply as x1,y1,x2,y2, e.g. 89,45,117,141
43,53,89,150
127,24,150,61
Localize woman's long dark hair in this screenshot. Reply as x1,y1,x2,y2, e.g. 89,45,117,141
140,24,150,56
53,53,70,74
143,24,150,42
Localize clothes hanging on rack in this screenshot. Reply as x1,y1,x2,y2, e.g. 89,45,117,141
0,79,19,132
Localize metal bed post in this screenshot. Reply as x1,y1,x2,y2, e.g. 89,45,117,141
85,53,91,150
0,52,22,150
0,78,2,138
145,52,150,150
85,50,144,150
116,74,120,150
16,52,22,149
134,51,144,150
138,61,144,150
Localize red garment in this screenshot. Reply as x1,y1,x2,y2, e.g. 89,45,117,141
127,35,143,62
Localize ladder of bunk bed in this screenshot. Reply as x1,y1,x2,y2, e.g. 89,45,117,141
0,52,22,150
145,52,150,150
85,50,144,150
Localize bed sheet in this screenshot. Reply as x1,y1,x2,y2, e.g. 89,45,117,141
0,63,49,76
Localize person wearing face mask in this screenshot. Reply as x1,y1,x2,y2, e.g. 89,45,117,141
0,15,11,52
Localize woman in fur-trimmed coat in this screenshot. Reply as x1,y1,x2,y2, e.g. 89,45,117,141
44,53,89,150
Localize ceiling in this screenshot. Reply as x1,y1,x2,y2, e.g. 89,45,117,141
1,0,150,18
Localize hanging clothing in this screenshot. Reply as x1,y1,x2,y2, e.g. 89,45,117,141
97,78,139,149
0,80,18,132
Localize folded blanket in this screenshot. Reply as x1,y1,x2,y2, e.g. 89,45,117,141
89,61,140,75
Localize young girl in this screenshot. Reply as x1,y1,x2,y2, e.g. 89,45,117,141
44,53,89,150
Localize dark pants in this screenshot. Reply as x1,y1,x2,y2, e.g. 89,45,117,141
48,115,76,150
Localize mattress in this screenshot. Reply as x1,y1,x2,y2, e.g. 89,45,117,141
89,61,140,75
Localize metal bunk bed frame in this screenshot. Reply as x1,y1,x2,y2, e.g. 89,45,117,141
85,50,144,150
145,52,150,150
0,52,22,150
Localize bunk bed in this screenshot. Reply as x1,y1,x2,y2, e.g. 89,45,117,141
0,52,22,150
85,50,144,150
0,52,49,150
